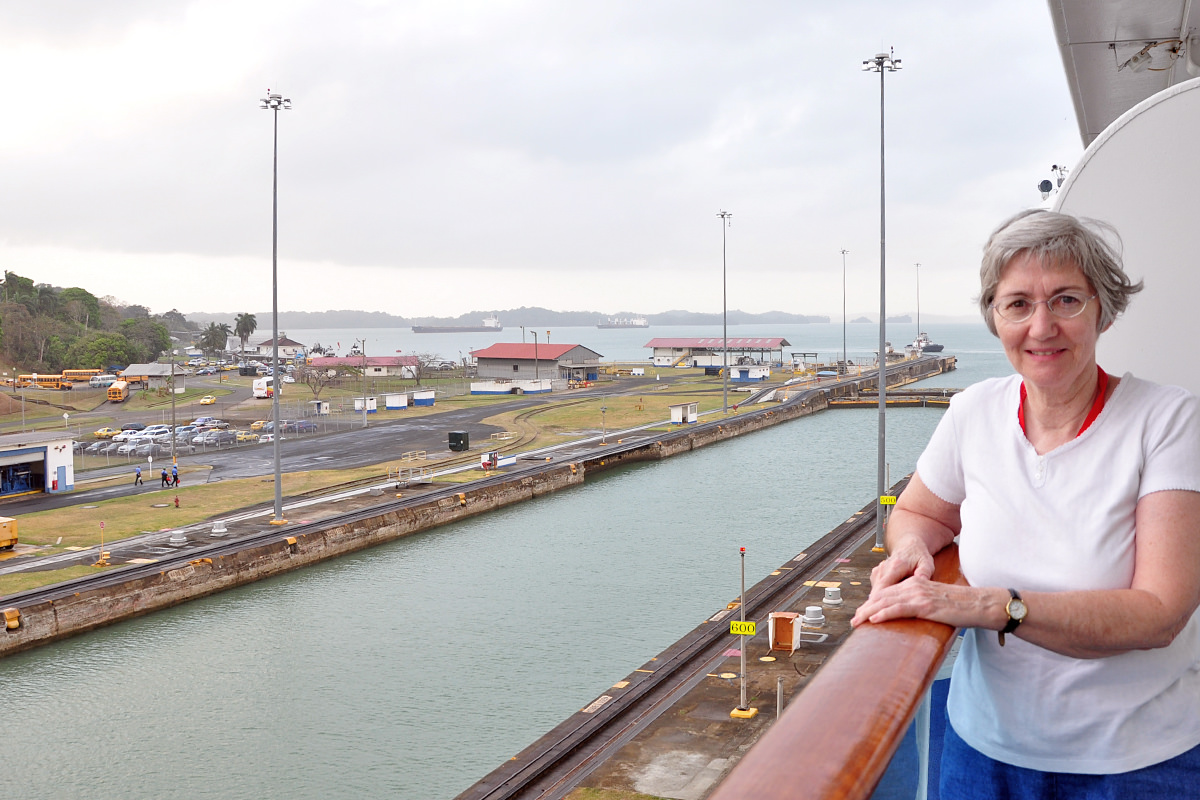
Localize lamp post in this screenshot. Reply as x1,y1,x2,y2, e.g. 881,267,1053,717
261,89,291,526
356,338,368,428
915,262,922,343
600,405,607,444
170,356,176,465
840,248,849,375
863,49,900,550
531,330,539,381
717,210,733,413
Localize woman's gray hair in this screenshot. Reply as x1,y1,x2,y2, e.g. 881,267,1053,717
978,209,1143,336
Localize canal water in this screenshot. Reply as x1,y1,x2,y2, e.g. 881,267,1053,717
1,325,1010,800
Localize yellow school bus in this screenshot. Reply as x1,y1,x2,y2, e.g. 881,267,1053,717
62,368,101,383
17,374,71,390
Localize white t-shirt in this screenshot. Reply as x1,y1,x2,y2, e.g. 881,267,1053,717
917,373,1200,773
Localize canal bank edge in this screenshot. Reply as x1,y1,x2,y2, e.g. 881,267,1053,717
0,355,954,658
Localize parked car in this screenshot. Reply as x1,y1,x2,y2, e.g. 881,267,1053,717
134,442,164,458
250,420,268,430
235,430,259,443
293,420,316,433
259,433,276,444
281,375,295,384
111,430,141,442
101,442,125,455
195,430,236,447
93,427,121,439
120,422,147,431
84,441,108,454
117,441,142,455
72,441,87,454
199,395,216,405
192,416,218,426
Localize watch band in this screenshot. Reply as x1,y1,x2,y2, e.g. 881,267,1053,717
998,588,1024,647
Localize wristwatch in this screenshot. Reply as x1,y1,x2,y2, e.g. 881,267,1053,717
998,588,1027,647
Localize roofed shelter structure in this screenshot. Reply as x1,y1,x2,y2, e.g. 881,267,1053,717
646,337,790,368
119,363,176,389
309,356,418,379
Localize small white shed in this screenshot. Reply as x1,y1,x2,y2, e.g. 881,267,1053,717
669,401,699,425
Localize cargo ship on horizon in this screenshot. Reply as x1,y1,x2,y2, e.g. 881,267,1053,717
412,315,502,334
596,316,649,329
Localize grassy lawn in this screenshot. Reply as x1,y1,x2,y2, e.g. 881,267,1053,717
477,387,749,450
15,464,392,552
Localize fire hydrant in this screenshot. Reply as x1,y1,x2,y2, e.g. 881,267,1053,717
174,496,180,508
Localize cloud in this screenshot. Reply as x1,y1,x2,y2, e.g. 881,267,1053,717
0,1,1081,318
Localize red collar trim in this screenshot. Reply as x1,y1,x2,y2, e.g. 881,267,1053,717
1018,365,1109,439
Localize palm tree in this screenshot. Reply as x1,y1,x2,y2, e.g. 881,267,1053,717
199,322,233,356
234,313,257,359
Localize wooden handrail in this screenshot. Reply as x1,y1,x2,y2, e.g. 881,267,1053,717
709,545,964,800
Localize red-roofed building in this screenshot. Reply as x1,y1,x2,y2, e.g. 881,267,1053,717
470,343,603,381
644,337,790,368
310,355,419,379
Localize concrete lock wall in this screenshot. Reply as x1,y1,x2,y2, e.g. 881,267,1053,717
0,464,585,658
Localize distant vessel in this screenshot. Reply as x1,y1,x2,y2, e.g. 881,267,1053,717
412,315,502,334
910,332,944,353
910,263,943,352
597,316,649,329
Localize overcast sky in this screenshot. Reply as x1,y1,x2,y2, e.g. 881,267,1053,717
0,1,1081,321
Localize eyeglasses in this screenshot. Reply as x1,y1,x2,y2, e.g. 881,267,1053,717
990,292,1097,323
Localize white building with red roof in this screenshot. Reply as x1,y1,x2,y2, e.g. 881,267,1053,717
644,337,790,368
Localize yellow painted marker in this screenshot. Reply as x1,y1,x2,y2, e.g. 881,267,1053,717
730,620,756,636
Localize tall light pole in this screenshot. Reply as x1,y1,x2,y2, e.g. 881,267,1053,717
600,405,607,444
915,262,921,340
261,89,291,526
356,338,368,428
840,249,849,374
170,356,176,465
718,210,733,413
863,49,900,550
531,330,539,381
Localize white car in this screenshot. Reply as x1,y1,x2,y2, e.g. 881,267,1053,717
281,375,295,383
117,437,149,455
112,430,142,442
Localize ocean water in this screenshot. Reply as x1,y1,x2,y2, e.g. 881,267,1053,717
281,320,1007,371
0,325,1012,800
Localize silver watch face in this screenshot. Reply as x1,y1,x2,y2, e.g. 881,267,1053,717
1009,598,1028,621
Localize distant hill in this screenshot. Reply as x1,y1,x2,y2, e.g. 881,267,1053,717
188,307,830,328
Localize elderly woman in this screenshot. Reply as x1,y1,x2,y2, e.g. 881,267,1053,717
852,210,1200,796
